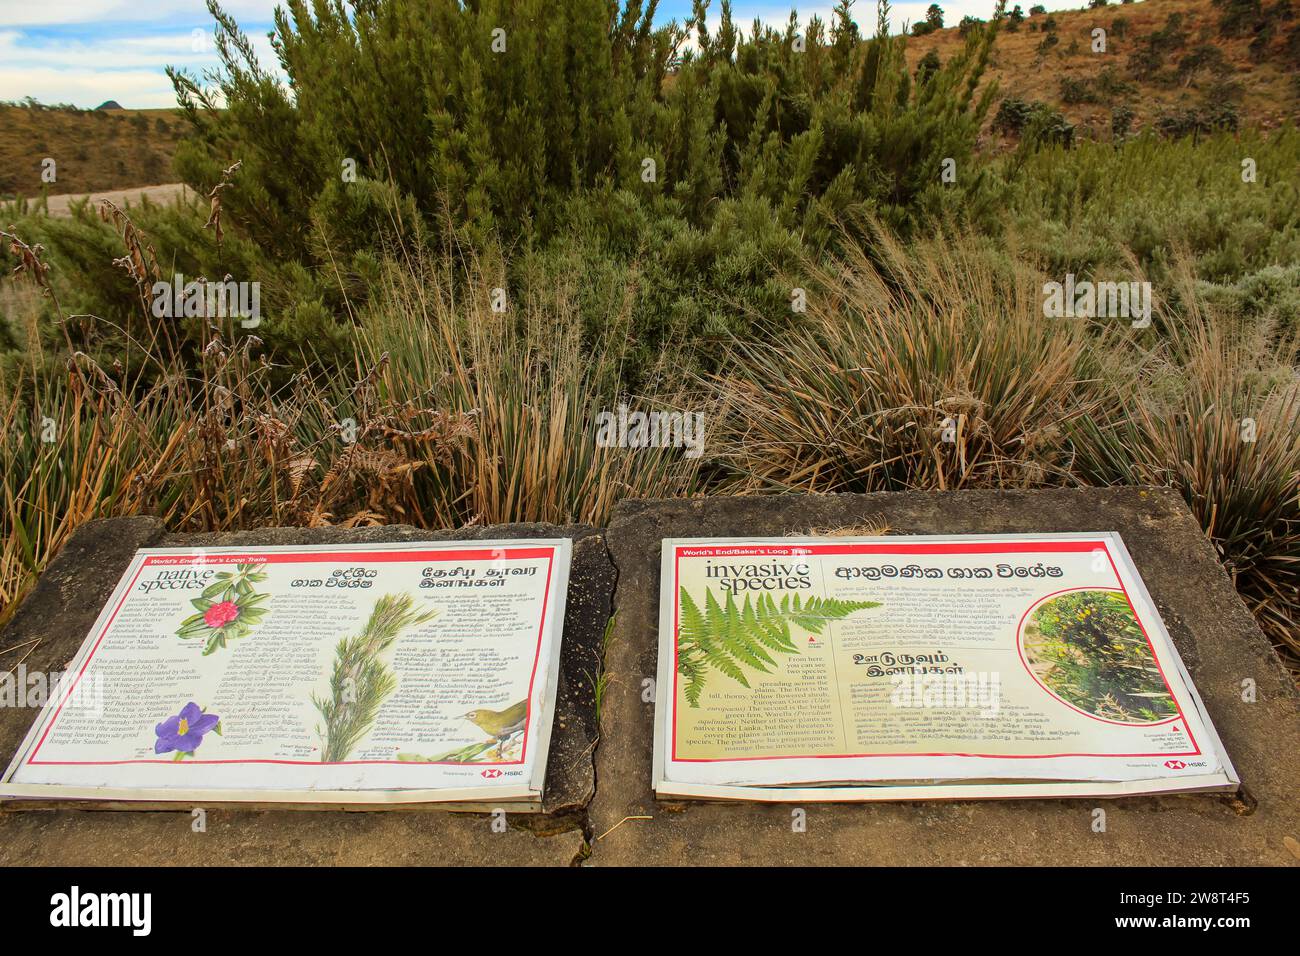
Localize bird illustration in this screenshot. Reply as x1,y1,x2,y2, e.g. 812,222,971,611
461,699,529,758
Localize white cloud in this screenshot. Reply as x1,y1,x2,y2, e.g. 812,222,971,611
0,66,184,108
0,1,278,28
0,27,282,108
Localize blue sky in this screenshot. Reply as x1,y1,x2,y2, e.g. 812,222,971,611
0,0,1095,109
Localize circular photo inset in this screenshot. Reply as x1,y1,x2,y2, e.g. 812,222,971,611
1021,589,1176,724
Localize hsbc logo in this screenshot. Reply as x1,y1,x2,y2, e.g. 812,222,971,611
481,768,503,778
1164,760,1187,770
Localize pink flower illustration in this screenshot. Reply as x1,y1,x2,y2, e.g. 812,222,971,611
203,601,239,628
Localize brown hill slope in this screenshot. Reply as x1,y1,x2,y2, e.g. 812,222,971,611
0,104,186,199
905,0,1300,138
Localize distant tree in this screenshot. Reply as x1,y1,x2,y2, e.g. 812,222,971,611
1213,0,1264,37
915,48,942,85
1156,101,1238,139
1029,4,1047,13
1059,75,1096,104
1177,44,1232,85
1111,104,1135,140
993,95,1074,146
911,3,944,36
1128,44,1164,79
1160,12,1190,48
1247,1,1298,60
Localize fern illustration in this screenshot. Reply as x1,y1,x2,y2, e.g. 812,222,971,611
312,594,439,762
677,586,880,707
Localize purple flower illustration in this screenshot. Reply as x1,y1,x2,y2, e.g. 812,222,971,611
155,702,221,756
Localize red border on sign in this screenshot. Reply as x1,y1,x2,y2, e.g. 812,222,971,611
27,546,556,768
669,540,1201,763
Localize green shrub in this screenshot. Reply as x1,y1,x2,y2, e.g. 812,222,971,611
1111,104,1135,141
993,96,1075,146
1058,70,1135,107
1002,129,1300,282
171,0,999,258
1215,0,1265,37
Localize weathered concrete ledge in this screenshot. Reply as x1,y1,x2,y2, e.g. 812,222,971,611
0,518,614,866
3,489,1297,866
591,488,1300,866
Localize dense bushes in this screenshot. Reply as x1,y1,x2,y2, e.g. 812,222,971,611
170,0,999,253
4,0,1008,377
999,128,1300,287
992,95,1075,145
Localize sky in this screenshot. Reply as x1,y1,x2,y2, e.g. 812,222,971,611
0,0,1098,109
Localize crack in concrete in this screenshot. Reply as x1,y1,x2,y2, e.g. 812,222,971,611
569,529,618,865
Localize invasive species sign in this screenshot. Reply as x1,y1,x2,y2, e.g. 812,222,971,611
653,534,1237,802
2,540,571,808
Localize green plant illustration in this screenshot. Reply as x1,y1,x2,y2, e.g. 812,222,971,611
396,739,511,764
312,594,440,762
397,742,497,764
175,563,269,655
1022,589,1176,722
677,586,880,707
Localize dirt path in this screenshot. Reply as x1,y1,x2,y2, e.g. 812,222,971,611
38,183,191,217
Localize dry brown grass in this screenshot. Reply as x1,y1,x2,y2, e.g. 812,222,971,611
1073,258,1300,661
359,241,705,527
0,105,186,200
1,202,1295,681
0,208,704,625
906,0,1300,137
709,220,1109,493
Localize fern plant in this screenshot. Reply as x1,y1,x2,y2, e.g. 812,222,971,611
677,586,880,707
312,593,439,762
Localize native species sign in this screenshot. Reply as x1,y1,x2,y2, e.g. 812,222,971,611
1,540,571,808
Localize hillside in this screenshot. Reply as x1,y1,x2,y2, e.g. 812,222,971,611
0,104,186,199
905,0,1300,139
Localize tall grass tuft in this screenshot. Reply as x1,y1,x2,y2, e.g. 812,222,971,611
358,238,703,527
1074,259,1300,662
709,220,1106,493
